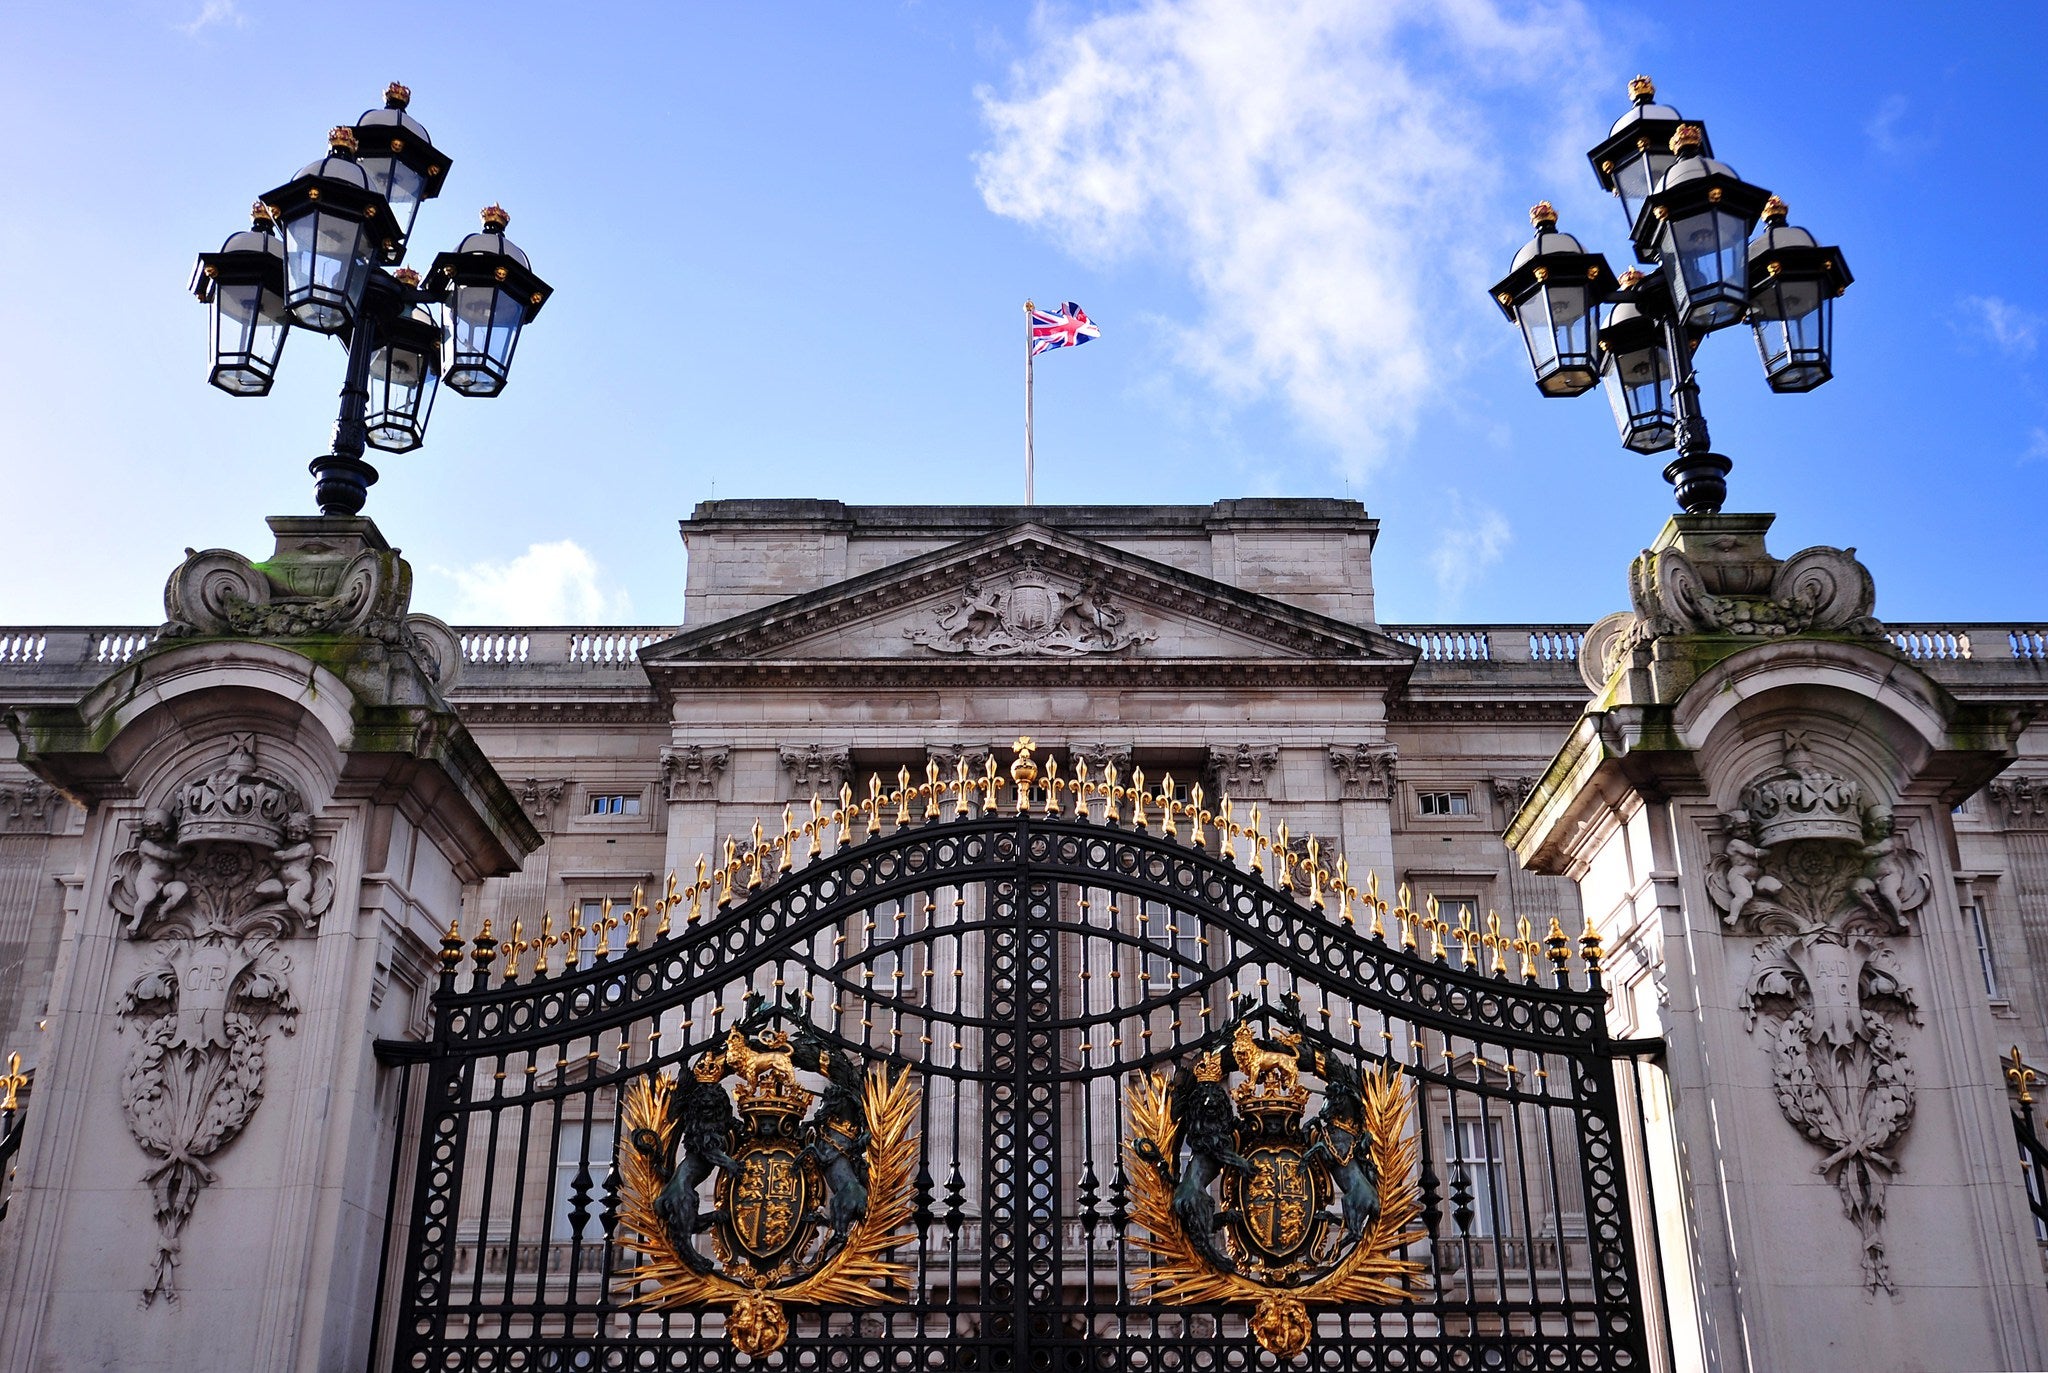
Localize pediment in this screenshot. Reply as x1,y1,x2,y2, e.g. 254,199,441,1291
641,525,1416,676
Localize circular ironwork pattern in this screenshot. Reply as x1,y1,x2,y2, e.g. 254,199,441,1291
387,809,1653,1371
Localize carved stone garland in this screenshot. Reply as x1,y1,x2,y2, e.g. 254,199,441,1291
1704,733,1931,1295
107,734,334,1304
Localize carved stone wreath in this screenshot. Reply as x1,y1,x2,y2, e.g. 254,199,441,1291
108,735,333,1304
1704,734,1929,1295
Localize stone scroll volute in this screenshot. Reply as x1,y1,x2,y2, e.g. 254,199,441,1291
106,733,334,1304
1703,733,1932,1296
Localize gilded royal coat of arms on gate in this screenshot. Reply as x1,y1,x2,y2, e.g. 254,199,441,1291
613,995,921,1356
1125,1001,1425,1357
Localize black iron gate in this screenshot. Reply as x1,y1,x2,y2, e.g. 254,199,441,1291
377,748,1654,1370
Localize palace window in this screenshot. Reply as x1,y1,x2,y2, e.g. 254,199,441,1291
1418,790,1471,817
1443,1116,1509,1237
588,793,641,816
1435,896,1479,929
1966,902,2001,1000
551,1118,616,1243
1143,902,1208,993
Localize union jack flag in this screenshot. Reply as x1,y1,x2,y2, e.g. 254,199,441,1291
1029,301,1101,357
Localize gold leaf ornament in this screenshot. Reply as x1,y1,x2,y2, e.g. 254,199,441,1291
1123,1060,1426,1354
613,1061,923,1354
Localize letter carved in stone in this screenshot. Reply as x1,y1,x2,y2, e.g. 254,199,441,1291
107,735,333,1303
661,744,730,802
906,569,1155,656
1707,734,1932,1295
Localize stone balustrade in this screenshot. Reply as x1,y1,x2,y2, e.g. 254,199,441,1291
1,623,2043,691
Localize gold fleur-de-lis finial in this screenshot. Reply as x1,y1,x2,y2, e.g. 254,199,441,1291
2009,1045,2037,1105
1,1050,27,1112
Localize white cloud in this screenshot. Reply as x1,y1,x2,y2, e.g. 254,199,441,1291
2024,427,2048,466
178,0,245,35
1961,295,2041,358
432,541,632,624
1864,93,1933,159
1427,493,1511,606
975,0,1605,477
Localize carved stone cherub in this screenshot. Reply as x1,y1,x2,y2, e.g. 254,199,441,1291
1712,810,1780,928
124,808,191,933
254,811,325,922
1854,810,1928,926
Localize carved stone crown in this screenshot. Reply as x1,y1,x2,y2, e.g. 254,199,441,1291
175,733,301,847
1741,733,1864,847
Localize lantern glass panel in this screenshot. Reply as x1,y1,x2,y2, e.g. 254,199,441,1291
1610,146,1675,236
281,207,373,332
1518,280,1600,397
1602,340,1675,452
208,279,290,396
443,282,527,397
1659,208,1751,330
365,334,440,452
359,154,427,246
1751,271,1833,393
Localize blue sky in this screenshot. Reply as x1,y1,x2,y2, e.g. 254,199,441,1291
4,1,2045,628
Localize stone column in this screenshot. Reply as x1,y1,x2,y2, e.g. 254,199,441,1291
0,516,538,1373
1507,514,2048,1373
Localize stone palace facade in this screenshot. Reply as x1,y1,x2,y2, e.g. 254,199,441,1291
4,496,2048,1370
5,499,2044,1060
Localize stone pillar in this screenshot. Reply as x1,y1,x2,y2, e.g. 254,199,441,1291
0,517,538,1373
1507,514,2048,1373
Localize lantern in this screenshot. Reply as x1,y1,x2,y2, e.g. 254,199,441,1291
1586,75,1711,256
1489,203,1614,398
258,127,401,333
349,82,452,260
1634,125,1771,331
1747,197,1852,394
1598,270,1679,453
363,274,442,452
190,203,291,396
429,205,553,397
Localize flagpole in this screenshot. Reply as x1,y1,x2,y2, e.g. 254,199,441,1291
1024,299,1035,505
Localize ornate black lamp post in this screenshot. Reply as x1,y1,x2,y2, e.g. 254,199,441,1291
190,84,552,517
1490,77,1850,514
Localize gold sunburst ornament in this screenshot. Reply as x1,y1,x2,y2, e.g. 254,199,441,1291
613,1048,922,1356
1123,1023,1426,1358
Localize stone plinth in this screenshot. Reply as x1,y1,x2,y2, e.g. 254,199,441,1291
1509,514,2048,1373
0,518,538,1373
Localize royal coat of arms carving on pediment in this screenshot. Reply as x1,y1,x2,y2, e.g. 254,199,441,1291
905,567,1155,657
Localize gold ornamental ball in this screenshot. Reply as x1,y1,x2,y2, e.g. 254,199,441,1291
1250,1294,1312,1358
728,1293,790,1356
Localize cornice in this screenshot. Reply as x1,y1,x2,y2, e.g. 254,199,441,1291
452,699,669,727
645,657,1412,691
